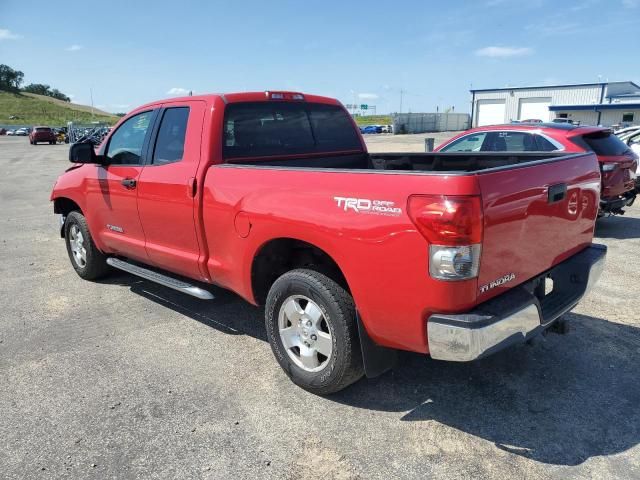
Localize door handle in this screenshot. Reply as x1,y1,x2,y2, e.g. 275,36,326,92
548,183,567,203
121,178,137,189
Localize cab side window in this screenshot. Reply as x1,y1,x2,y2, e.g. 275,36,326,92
152,107,190,165
105,111,154,165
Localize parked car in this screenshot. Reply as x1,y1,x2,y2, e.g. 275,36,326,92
361,125,379,134
0,128,6,135
29,126,57,145
552,118,581,126
616,127,640,193
436,123,638,215
520,118,543,123
14,128,29,136
51,91,605,394
6,129,15,136
614,125,640,136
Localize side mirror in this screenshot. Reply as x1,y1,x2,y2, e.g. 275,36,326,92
69,142,102,164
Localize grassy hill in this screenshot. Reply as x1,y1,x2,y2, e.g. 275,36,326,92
353,115,392,126
0,90,118,126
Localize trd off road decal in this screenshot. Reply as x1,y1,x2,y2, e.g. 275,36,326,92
333,197,402,216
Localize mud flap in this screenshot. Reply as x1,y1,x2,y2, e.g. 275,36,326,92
356,313,398,378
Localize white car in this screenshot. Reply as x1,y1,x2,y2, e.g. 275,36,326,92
621,129,640,157
615,128,640,185
6,129,15,136
14,128,28,136
614,125,640,136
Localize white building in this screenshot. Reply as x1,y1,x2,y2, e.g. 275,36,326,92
470,81,640,128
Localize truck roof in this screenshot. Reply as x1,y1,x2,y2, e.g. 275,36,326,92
133,91,342,112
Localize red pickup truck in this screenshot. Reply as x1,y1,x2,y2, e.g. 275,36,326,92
51,91,606,394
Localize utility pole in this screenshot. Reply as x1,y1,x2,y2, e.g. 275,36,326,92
89,87,94,120
399,89,404,114
351,90,357,115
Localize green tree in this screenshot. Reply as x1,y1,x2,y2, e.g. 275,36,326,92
0,64,24,92
23,83,71,102
23,83,51,95
49,88,70,102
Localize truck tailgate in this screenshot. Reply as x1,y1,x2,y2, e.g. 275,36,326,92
476,153,600,302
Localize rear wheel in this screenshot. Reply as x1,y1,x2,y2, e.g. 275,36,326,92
64,211,111,280
265,269,364,395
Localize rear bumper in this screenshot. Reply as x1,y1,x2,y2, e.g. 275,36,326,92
427,244,606,362
600,192,636,212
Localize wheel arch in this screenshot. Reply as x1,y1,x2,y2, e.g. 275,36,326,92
53,197,83,238
53,196,83,216
250,237,351,307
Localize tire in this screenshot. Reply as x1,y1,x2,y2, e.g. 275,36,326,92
64,211,111,280
265,269,364,395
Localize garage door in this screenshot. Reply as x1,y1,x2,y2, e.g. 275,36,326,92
518,97,551,122
476,100,506,126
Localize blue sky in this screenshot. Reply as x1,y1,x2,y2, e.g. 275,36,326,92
1,0,639,114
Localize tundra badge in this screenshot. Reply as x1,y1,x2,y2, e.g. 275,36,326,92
479,273,516,294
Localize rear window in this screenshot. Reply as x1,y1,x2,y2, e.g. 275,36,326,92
35,127,51,132
578,131,629,156
223,102,361,159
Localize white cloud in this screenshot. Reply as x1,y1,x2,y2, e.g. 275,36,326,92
166,87,190,96
0,28,21,40
358,93,379,100
526,21,585,36
623,0,639,7
65,44,83,51
475,46,533,58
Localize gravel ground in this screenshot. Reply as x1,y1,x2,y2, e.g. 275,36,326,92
1,135,639,479
362,131,457,152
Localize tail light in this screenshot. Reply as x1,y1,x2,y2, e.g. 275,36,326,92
265,91,305,101
408,195,483,280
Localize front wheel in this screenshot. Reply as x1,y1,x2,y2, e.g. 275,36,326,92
265,269,364,395
64,211,111,280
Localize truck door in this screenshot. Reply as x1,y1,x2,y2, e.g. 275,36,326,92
85,109,157,262
136,101,206,279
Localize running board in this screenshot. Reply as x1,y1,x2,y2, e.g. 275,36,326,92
106,258,215,300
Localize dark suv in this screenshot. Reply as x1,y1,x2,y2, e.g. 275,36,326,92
29,126,57,145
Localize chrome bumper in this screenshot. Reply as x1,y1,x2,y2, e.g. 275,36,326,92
427,244,606,362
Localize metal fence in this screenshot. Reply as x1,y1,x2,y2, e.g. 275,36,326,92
67,122,111,144
392,113,470,134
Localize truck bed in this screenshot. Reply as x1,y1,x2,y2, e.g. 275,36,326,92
206,150,600,352
225,151,574,173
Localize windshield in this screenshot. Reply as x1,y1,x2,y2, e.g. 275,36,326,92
223,102,361,159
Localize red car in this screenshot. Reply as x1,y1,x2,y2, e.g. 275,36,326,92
29,126,57,145
437,123,638,215
50,92,605,394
